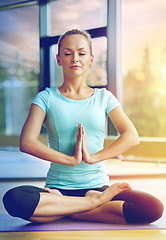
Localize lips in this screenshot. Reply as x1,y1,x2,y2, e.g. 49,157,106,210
70,65,81,69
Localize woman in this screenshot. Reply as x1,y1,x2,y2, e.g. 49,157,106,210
3,29,164,224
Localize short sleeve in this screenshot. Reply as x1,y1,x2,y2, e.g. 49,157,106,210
32,88,49,114
104,89,120,115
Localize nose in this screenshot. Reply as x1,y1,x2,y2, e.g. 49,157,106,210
73,59,78,63
72,54,78,63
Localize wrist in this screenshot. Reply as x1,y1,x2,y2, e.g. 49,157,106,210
91,152,102,163
89,154,96,164
83,153,96,165
71,156,82,166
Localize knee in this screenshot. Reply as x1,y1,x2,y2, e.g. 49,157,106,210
3,187,19,217
3,186,41,220
142,197,164,223
123,198,164,224
150,198,164,222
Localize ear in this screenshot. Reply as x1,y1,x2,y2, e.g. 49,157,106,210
90,54,94,66
56,54,61,66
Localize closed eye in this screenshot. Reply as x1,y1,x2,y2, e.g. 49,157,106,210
64,53,71,56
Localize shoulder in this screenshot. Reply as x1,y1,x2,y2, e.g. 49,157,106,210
34,87,58,101
95,87,115,99
38,87,57,95
94,88,120,114
32,87,58,113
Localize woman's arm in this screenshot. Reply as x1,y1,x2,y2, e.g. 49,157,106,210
82,106,140,164
19,104,82,166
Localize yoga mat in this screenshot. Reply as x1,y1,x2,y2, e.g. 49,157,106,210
0,211,166,232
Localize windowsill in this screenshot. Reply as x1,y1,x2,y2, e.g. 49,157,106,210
0,134,166,180
0,134,166,161
104,136,166,162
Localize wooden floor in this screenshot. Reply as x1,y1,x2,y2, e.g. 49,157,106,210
1,230,166,240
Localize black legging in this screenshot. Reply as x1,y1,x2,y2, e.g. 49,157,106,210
112,190,164,223
3,185,164,223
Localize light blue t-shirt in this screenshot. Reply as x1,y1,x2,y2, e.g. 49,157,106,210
32,87,120,189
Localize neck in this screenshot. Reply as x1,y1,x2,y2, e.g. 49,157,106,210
60,75,88,93
58,75,94,100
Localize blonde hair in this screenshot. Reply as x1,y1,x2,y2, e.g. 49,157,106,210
57,29,93,56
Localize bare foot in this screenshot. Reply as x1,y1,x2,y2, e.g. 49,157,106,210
86,182,131,205
43,188,63,196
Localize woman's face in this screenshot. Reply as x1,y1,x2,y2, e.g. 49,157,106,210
56,34,94,78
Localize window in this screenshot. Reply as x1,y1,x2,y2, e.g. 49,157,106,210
50,0,107,35
50,0,107,87
0,5,39,135
122,0,166,137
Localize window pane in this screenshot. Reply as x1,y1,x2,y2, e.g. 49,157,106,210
50,0,107,36
51,37,107,87
87,37,107,86
0,6,39,135
122,0,166,137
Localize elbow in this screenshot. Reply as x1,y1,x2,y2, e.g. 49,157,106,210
19,143,26,153
19,138,24,152
137,136,140,145
19,138,32,154
19,141,27,153
132,134,140,147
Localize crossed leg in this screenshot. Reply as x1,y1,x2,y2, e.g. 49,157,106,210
3,182,163,224
69,189,164,224
29,182,130,223
31,186,164,224
69,190,126,224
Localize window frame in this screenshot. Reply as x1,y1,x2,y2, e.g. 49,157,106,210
38,0,122,136
1,1,166,163
38,0,122,97
0,0,122,136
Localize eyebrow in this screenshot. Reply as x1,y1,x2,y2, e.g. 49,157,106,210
63,48,87,51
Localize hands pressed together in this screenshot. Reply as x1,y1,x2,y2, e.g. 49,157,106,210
73,124,94,166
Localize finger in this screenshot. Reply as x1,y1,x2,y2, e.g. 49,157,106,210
77,124,83,143
43,187,51,193
43,188,63,195
79,125,83,143
82,126,86,136
76,124,81,138
76,127,79,139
